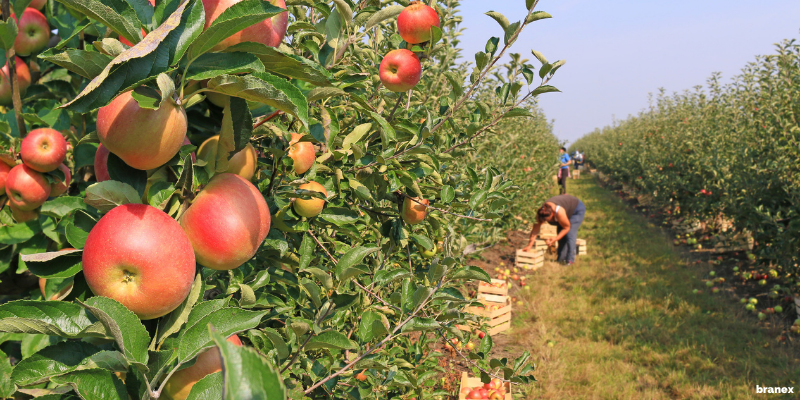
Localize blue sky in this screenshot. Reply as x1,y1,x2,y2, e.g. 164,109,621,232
456,1,800,145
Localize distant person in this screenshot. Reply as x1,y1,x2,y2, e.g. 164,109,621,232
522,194,586,265
558,147,571,193
573,150,584,178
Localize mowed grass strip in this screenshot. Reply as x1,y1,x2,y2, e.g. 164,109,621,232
503,177,799,400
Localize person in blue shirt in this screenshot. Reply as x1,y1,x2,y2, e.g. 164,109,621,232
558,147,571,194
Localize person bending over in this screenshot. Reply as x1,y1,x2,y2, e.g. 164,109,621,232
522,194,586,265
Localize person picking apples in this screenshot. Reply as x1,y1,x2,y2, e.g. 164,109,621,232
522,194,586,265
557,147,571,194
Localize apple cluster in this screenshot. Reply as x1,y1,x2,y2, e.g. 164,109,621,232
378,2,441,93
460,378,508,399
0,1,49,106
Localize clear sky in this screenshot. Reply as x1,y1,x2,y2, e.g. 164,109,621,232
456,1,800,145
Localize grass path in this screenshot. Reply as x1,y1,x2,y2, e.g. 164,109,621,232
476,177,800,399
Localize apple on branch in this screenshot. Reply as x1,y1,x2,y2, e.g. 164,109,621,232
0,57,31,107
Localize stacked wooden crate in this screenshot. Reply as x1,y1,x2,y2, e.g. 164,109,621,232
458,372,512,400
465,279,512,335
576,239,587,256
516,247,545,271
573,169,581,178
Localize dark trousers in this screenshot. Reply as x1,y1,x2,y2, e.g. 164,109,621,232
558,168,569,194
556,201,586,263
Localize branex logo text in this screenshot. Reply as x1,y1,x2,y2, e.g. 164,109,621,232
756,385,794,394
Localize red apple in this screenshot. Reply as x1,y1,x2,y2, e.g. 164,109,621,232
97,90,188,170
5,164,50,211
293,181,326,218
162,335,242,400
397,1,440,44
10,202,38,222
13,8,50,56
401,196,428,225
20,128,67,173
82,204,196,320
0,161,11,193
94,144,111,182
287,133,315,174
180,173,270,270
379,49,421,92
50,163,71,197
201,0,288,51
355,371,367,382
196,135,257,180
0,57,31,107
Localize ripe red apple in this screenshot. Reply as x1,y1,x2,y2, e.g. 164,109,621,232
478,331,485,339
0,57,31,107
287,133,315,174
397,1,440,44
180,173,270,270
29,0,46,10
97,91,188,170
20,128,67,173
13,8,50,56
401,196,428,225
201,0,288,51
197,135,257,180
5,164,50,211
49,163,71,197
10,202,38,222
82,204,196,319
293,181,327,218
93,144,111,182
379,49,421,92
162,334,242,400
0,161,11,193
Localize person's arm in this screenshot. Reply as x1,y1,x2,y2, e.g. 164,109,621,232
546,209,571,246
522,222,542,251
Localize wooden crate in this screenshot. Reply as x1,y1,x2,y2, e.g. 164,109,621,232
464,299,512,336
573,169,581,178
540,223,558,239
516,249,545,270
458,372,512,400
576,239,587,256
478,279,508,296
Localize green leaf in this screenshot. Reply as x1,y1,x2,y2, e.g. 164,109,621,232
364,4,403,29
37,49,112,79
304,330,357,350
0,219,41,245
0,300,107,338
185,52,265,81
374,268,411,287
0,349,14,398
357,310,382,343
206,72,309,128
307,87,346,102
504,21,520,45
334,246,379,279
187,0,286,59
531,85,560,96
210,327,287,400
156,273,204,347
185,371,223,400
50,369,127,400
342,123,372,151
479,332,493,354
0,16,18,51
332,0,353,26
80,297,150,370
411,234,433,250
298,234,315,270
178,308,268,362
319,207,359,226
440,185,455,204
41,196,89,219
55,0,142,45
61,0,201,113
225,43,333,87
526,11,552,23
21,249,83,279
84,181,142,213
11,341,105,386
400,317,439,333
531,49,547,65
485,11,509,31
502,108,535,119
450,266,491,282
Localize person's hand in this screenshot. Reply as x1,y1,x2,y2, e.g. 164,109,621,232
522,246,532,252
546,238,556,247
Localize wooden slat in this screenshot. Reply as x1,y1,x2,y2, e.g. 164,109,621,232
477,293,508,304
488,321,511,336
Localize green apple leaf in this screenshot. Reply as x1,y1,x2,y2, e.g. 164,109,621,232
0,219,41,245
0,19,19,51
364,4,403,29
54,0,143,45
80,297,150,371
184,52,265,81
38,49,113,79
40,196,89,219
224,42,333,87
210,327,287,400
21,249,83,279
50,369,128,400
11,341,109,386
177,308,267,362
334,246,380,279
84,181,142,213
0,300,108,338
205,72,309,128
305,330,357,351
185,371,223,400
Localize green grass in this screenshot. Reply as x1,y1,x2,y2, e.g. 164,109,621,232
501,177,800,399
